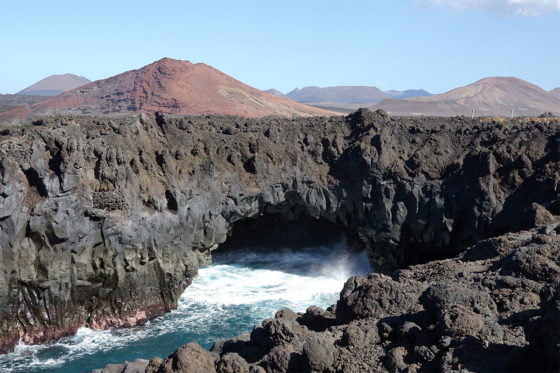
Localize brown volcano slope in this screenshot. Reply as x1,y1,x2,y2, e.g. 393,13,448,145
550,87,560,100
376,77,560,116
4,58,335,119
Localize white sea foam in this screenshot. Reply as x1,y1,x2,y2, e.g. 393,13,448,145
185,265,343,305
0,243,370,373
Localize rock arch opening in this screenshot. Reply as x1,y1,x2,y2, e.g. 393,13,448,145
213,211,371,280
217,213,346,253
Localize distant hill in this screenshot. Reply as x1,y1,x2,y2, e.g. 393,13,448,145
0,94,49,114
17,74,91,96
2,58,336,120
375,77,560,116
265,89,285,97
550,88,560,100
283,86,431,112
287,86,390,104
385,89,432,99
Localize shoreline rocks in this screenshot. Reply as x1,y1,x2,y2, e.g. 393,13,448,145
98,223,559,372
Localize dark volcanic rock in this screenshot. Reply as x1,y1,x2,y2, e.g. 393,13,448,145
0,109,560,355
123,225,558,373
336,273,423,322
92,359,149,373
146,342,217,373
524,288,560,372
215,353,250,373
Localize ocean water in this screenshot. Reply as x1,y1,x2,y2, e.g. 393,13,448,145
0,240,371,373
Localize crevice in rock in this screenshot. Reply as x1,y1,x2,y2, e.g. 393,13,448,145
155,112,165,129
48,149,64,180
165,190,178,213
155,152,166,170
93,152,103,181
21,167,48,197
242,157,256,174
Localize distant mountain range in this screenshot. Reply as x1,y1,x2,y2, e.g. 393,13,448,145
266,86,432,112
266,79,559,116
2,63,558,120
17,74,91,96
2,59,334,120
374,77,560,116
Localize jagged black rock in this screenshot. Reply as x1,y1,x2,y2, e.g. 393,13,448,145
0,110,559,371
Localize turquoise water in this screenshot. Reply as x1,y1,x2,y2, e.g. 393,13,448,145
0,241,370,373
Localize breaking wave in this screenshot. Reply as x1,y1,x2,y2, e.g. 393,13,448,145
0,240,370,373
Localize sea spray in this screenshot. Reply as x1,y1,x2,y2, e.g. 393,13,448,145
0,241,370,373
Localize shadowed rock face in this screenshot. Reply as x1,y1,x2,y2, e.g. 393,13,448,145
0,109,559,354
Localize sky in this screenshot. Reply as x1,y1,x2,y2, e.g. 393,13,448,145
0,0,558,94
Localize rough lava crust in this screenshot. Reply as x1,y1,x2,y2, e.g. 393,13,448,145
0,109,559,372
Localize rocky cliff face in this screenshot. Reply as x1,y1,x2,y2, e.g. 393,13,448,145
0,109,559,353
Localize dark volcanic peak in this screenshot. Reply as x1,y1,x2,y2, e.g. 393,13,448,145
3,58,334,119
376,76,560,116
17,73,91,96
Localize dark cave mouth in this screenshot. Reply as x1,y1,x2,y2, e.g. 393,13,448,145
212,210,479,276
213,213,371,277
213,211,477,274
217,213,350,252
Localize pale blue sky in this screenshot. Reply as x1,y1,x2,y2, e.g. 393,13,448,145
1,0,558,94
